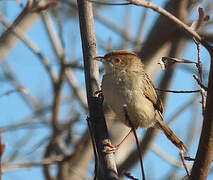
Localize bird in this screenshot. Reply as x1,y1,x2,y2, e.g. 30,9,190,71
95,50,187,152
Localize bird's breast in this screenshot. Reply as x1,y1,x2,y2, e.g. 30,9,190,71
102,72,156,128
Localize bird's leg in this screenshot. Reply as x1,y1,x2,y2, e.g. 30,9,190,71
103,129,133,154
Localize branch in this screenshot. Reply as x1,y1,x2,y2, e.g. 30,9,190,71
190,45,213,180
127,0,200,41
2,155,64,172
0,13,58,84
77,0,118,179
42,12,87,110
0,0,41,62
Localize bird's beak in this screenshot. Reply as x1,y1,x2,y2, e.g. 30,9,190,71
94,56,105,62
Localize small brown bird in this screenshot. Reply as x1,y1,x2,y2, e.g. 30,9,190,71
95,50,187,152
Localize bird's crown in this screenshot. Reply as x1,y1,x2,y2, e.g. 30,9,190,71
104,50,137,59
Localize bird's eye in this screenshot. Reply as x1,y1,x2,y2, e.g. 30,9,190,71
113,58,120,64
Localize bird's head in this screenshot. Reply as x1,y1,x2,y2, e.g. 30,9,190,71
94,50,143,74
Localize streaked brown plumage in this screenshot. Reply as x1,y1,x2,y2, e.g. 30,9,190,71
96,50,187,152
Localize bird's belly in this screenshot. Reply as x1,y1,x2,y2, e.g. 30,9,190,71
102,77,156,128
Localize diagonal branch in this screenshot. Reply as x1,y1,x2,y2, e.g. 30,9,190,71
0,0,41,62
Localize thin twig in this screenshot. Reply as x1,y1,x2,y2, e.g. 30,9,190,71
196,42,203,82
193,74,208,91
87,0,130,6
2,155,64,172
0,87,29,98
156,88,200,93
0,13,58,84
63,0,137,44
184,156,196,161
179,151,190,177
0,0,41,62
1,63,39,110
195,41,207,115
51,65,66,131
123,104,145,180
135,0,150,51
200,88,206,114
31,1,60,12
123,172,139,180
127,0,201,41
42,12,87,110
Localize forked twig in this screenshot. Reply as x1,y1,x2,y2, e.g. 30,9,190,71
193,74,208,91
123,104,145,180
179,151,190,177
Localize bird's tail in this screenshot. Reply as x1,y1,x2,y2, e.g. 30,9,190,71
156,112,187,152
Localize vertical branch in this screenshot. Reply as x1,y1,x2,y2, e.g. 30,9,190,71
190,44,213,180
42,12,88,110
42,64,66,180
77,0,118,179
51,67,66,132
196,42,203,82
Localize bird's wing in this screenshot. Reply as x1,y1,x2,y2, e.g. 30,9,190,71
142,72,164,114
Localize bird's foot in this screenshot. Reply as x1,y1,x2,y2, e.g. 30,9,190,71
94,90,103,98
102,141,118,154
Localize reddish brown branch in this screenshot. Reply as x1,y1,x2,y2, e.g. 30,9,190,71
0,135,5,180
193,74,208,91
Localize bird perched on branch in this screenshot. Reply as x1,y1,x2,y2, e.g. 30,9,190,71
95,50,187,152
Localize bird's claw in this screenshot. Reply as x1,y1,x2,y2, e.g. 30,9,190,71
102,141,117,154
94,90,104,98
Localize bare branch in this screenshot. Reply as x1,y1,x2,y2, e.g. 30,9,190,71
0,0,41,62
127,0,201,41
77,0,118,179
87,0,130,6
0,13,58,84
193,74,208,91
0,87,29,98
42,12,87,110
